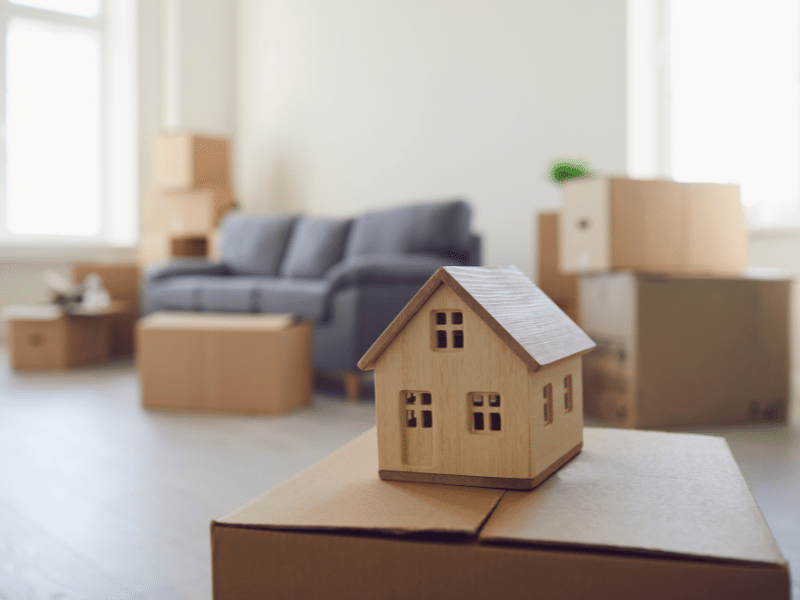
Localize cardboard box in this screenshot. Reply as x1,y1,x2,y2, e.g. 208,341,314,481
537,211,578,301
5,305,111,370
537,211,580,323
211,428,790,600
560,177,747,275
138,233,208,266
154,132,230,190
580,270,790,428
142,186,235,235
137,312,312,414
73,262,140,356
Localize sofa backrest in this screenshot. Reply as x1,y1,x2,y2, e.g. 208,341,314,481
218,199,476,277
279,217,353,279
219,213,298,276
344,199,473,260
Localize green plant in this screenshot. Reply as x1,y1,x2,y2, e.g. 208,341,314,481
548,159,593,184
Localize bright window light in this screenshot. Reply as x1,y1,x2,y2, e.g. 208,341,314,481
670,0,800,218
9,0,100,18
6,18,102,236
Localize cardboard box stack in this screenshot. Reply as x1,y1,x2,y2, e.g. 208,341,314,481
536,211,579,323
139,132,235,266
543,176,791,428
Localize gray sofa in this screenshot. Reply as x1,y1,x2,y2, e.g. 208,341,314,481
141,199,481,381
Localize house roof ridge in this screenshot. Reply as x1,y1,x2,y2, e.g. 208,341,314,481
357,265,595,372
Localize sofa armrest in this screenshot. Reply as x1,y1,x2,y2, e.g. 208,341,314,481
144,258,230,282
325,253,451,288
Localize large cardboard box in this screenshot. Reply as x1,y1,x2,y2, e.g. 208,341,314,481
580,270,790,428
5,305,111,370
536,211,580,322
211,428,790,600
137,312,312,414
142,186,235,236
73,262,140,356
138,232,208,266
154,132,230,190
560,177,747,275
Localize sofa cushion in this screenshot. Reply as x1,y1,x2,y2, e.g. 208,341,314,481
279,217,352,279
345,199,471,258
196,277,260,312
219,213,298,276
253,279,332,322
326,253,451,288
145,277,205,312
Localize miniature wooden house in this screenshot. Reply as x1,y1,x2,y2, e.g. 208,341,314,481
358,266,596,489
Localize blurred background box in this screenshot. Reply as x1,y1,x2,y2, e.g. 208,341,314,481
5,305,111,370
537,211,579,323
143,186,235,236
560,177,747,275
139,232,209,267
580,270,790,428
154,132,231,190
72,262,140,356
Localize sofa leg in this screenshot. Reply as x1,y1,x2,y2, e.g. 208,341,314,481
344,372,360,402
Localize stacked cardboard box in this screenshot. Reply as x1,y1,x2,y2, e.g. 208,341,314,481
536,211,579,323
139,133,236,266
542,176,790,428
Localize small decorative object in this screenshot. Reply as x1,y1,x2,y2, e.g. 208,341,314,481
548,159,593,184
358,266,596,490
81,273,112,313
43,270,84,310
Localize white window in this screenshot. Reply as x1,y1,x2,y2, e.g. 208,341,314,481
0,0,137,245
668,0,800,227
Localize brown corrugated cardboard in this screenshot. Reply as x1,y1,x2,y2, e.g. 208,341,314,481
154,132,230,190
211,428,789,600
137,312,312,414
580,270,791,428
138,232,208,266
73,262,140,356
5,305,111,370
536,211,578,302
560,177,747,275
142,186,235,235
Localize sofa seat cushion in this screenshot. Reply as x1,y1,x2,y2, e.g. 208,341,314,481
219,213,298,276
279,217,352,279
345,199,471,258
253,279,332,322
196,277,261,312
146,277,206,312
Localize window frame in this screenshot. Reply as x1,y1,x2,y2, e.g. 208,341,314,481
0,0,137,248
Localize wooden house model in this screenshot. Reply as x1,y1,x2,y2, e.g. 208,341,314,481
358,266,596,489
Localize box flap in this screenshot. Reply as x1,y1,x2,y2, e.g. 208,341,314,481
480,428,785,566
217,429,504,535
141,312,298,331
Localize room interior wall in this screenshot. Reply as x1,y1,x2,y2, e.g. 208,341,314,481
235,0,629,278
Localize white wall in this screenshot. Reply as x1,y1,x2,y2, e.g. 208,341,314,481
236,0,629,277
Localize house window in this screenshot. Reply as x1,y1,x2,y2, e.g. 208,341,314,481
468,392,502,433
431,310,464,351
543,384,553,426
564,375,573,412
402,390,432,429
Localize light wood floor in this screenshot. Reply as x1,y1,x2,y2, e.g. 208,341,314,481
0,353,797,599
